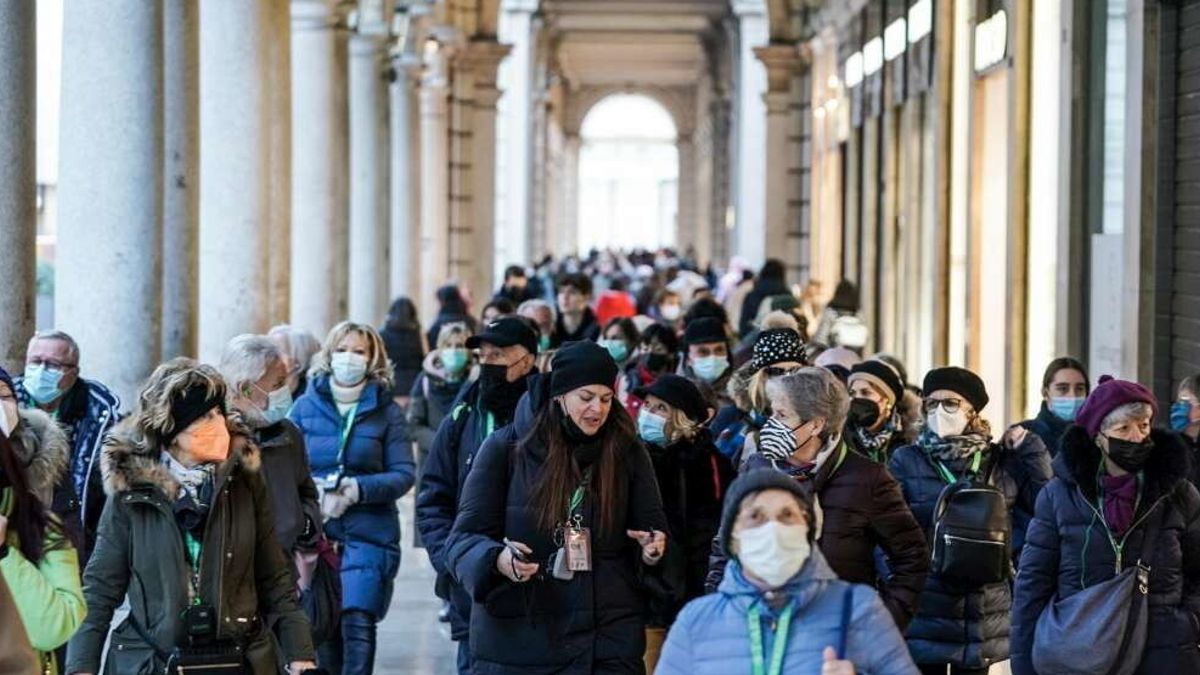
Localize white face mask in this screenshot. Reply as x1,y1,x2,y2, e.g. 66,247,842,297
734,520,811,588
331,352,368,385
660,304,681,321
927,407,969,439
0,401,16,437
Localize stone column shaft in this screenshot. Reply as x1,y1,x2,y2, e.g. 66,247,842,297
266,0,293,326
676,135,697,253
348,31,391,324
463,40,511,307
418,59,450,327
389,59,421,301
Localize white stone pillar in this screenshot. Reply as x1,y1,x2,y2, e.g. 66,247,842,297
732,1,769,268
197,2,273,362
0,2,36,371
57,1,163,402
266,0,293,326
497,0,537,278
756,45,802,276
676,134,696,253
563,132,581,255
348,19,391,324
161,0,199,359
418,53,450,327
389,56,422,302
464,40,511,309
291,0,350,339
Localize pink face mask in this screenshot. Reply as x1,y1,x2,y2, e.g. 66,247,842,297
183,414,231,464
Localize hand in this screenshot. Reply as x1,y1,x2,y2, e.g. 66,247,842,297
1003,425,1029,449
319,485,354,520
341,477,360,504
821,647,855,675
626,529,666,565
287,661,318,675
496,539,539,583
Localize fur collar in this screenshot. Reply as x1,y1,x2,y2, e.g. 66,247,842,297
11,408,70,502
100,414,260,500
1055,425,1191,502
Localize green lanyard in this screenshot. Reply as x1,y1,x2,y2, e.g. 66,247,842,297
568,469,593,520
336,403,359,465
484,412,495,438
184,532,203,605
747,601,795,675
934,452,981,485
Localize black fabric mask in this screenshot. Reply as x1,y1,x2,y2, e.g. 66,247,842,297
478,364,527,419
847,398,882,430
1104,436,1154,473
558,406,604,467
643,353,670,372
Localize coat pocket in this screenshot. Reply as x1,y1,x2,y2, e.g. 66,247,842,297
104,639,158,675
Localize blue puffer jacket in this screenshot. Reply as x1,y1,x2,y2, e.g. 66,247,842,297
657,552,917,675
289,374,415,618
1010,427,1200,675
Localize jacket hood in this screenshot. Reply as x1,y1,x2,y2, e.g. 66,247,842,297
11,407,70,502
717,547,838,602
100,413,261,500
1055,425,1191,502
509,372,551,441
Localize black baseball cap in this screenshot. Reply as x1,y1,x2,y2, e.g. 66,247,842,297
466,317,539,355
683,317,728,346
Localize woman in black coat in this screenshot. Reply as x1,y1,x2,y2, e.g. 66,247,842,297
380,297,426,403
1011,377,1200,675
446,342,669,674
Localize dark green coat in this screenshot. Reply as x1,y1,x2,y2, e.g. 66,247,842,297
65,418,315,675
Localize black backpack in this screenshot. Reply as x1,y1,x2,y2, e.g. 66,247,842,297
929,456,1012,588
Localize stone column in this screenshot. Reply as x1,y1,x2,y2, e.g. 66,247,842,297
347,8,391,324
756,45,804,278
161,0,199,359
291,0,350,339
197,2,274,362
389,56,421,301
731,0,768,268
497,0,537,275
266,0,293,326
447,56,476,302
464,40,511,307
0,2,36,371
563,133,582,255
418,51,450,327
676,134,696,253
57,1,163,402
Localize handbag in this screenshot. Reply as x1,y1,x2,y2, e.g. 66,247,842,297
1031,498,1163,675
296,537,343,645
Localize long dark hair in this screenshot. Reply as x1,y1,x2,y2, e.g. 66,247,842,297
1041,356,1090,391
0,432,50,563
519,401,634,536
385,297,420,331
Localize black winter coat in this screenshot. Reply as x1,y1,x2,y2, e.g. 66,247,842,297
1010,427,1200,675
1018,403,1073,457
737,277,789,338
381,322,425,396
887,433,1052,668
445,395,669,674
707,444,929,631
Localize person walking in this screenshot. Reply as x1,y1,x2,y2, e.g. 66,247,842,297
679,317,733,409
1170,373,1200,487
289,322,416,675
888,367,1052,675
598,317,640,369
617,324,680,418
269,324,323,400
812,280,869,351
445,341,669,674
658,470,919,675
380,297,427,408
737,259,789,338
1011,376,1200,675
552,273,602,346
65,359,315,675
844,359,913,463
1017,357,1090,456
428,285,480,350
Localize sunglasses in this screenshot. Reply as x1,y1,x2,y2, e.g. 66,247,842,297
923,397,964,414
764,366,801,378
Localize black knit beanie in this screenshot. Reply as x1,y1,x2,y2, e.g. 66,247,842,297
718,468,817,556
550,341,620,397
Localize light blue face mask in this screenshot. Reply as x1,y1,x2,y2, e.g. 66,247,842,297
1171,401,1194,431
538,334,552,353
691,356,729,383
638,409,668,446
331,352,368,385
23,364,65,405
441,348,469,375
600,339,629,364
258,384,293,425
1048,396,1086,422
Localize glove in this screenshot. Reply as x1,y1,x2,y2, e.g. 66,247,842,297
319,479,360,520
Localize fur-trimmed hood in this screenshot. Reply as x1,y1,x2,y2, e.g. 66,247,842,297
1054,425,1191,502
11,407,70,504
100,413,261,500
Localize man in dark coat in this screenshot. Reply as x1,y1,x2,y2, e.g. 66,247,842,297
416,317,539,673
493,265,539,306
736,258,789,338
552,273,601,347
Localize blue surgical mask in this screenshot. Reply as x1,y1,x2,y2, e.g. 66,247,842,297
600,339,629,363
441,348,469,375
1171,401,1194,431
330,352,368,385
638,409,668,446
23,364,65,405
691,356,729,383
258,384,293,425
1048,396,1086,422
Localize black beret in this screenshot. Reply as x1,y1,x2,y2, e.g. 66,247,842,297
923,366,989,412
633,375,708,422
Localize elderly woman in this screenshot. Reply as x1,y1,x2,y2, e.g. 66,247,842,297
289,321,415,675
218,335,321,565
659,470,918,675
845,359,913,463
888,367,1052,675
1011,376,1200,674
707,368,928,632
734,319,807,465
65,359,315,675
269,324,322,400
446,341,669,673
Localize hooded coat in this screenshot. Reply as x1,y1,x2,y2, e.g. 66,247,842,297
64,416,314,675
657,553,918,675
406,351,474,457
1010,427,1200,675
444,393,670,674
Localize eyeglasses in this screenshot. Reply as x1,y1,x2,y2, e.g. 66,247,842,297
27,357,77,372
923,397,964,414
764,366,801,378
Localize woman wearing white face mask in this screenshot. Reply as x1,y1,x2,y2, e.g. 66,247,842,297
658,469,918,675
887,367,1052,675
289,321,416,674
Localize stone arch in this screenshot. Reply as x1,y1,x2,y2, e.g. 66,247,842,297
565,85,696,138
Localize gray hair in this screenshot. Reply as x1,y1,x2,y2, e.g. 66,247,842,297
219,334,283,391
28,330,80,365
766,366,850,440
436,321,472,349
268,324,321,373
1100,402,1154,433
518,299,557,325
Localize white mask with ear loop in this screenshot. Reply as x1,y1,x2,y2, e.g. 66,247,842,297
0,401,18,438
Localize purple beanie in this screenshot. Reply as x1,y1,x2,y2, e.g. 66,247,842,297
1076,375,1159,437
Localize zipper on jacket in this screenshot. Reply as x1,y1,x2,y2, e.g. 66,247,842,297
79,408,110,530
943,533,1005,547
1077,487,1168,574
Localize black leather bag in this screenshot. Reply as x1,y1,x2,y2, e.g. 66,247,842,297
930,472,1012,588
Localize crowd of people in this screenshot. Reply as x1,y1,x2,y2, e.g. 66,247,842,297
2,247,1200,675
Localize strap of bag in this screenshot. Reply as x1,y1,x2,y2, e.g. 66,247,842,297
837,585,854,659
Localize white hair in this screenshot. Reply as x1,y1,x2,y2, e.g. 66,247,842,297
28,330,80,364
766,366,851,440
1100,402,1154,433
268,324,321,373
518,299,557,325
218,334,283,391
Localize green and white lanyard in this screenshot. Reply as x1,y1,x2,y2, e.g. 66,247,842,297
567,468,593,525
934,452,982,485
747,601,795,675
336,403,359,466
184,532,204,605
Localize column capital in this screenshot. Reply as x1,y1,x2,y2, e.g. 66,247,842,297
291,0,353,31
455,39,512,86
350,0,391,36
763,90,791,115
754,44,806,93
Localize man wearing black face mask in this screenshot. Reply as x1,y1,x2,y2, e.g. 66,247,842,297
416,317,539,673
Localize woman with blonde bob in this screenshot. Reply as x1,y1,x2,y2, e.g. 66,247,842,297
289,321,415,674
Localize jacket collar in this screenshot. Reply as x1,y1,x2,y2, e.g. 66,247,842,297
1055,425,1190,502
1035,403,1071,438
10,407,70,502
312,373,385,414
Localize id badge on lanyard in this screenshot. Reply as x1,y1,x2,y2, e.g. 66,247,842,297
556,471,593,573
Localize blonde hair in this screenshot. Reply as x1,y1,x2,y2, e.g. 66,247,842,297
436,322,472,350
310,321,394,388
131,358,228,449
748,368,772,413
665,406,704,443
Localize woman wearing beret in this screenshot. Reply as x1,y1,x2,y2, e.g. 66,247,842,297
446,341,670,674
887,367,1052,674
1011,376,1200,674
844,359,915,463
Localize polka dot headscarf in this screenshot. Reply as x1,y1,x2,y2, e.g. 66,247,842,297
750,328,805,372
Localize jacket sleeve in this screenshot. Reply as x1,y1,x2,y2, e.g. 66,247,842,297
249,468,316,663
704,533,729,594
445,433,510,602
1175,482,1200,638
291,428,322,548
867,465,929,631
406,375,436,451
354,402,416,504
655,603,697,675
1010,431,1053,515
844,585,920,675
416,413,464,576
1009,481,1062,675
626,442,669,534
0,526,85,652
65,496,132,674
